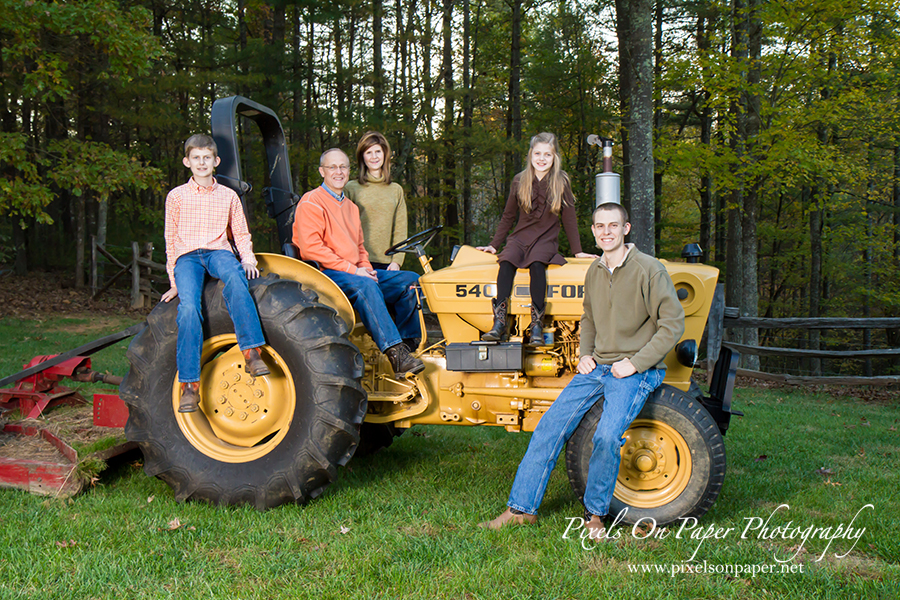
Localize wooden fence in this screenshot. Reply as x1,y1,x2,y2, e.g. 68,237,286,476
90,237,167,308
705,284,900,386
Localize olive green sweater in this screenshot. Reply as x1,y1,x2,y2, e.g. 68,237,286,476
345,177,407,267
579,246,685,372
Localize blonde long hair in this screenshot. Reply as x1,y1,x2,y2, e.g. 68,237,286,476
355,131,393,185
517,132,569,215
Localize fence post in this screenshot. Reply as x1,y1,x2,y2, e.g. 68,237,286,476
91,236,98,296
131,241,141,309
140,242,153,307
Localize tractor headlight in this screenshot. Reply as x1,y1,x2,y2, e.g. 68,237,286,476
675,339,698,367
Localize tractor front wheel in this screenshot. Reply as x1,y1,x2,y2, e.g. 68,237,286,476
121,276,366,509
564,384,726,526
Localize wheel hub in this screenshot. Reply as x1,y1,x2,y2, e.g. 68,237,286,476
173,335,296,463
203,356,278,446
614,418,692,508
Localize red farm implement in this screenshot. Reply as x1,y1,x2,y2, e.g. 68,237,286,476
0,323,145,497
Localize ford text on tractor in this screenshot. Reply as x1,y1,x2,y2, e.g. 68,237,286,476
119,97,740,523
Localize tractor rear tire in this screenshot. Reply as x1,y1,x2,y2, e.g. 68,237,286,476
354,422,406,457
564,384,726,526
121,276,366,509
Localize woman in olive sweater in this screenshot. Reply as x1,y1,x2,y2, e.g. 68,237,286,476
344,131,407,271
345,131,421,350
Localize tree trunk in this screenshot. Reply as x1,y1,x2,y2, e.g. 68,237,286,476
504,0,523,201
724,2,746,351
696,9,714,262
441,0,458,254
616,0,655,253
334,20,347,147
290,6,300,153
265,0,285,109
237,0,248,97
346,10,358,145
739,0,762,370
890,136,900,351
462,0,473,245
373,0,384,118
653,0,664,251
75,196,86,288
808,46,837,376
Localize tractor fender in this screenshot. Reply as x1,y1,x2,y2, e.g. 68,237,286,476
255,252,355,329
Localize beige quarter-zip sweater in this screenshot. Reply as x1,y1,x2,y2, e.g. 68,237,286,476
579,247,685,372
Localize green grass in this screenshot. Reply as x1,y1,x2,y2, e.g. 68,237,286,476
1,316,898,599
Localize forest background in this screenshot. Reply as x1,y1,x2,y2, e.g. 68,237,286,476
1,0,899,376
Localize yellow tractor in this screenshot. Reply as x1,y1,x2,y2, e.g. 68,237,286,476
120,97,739,524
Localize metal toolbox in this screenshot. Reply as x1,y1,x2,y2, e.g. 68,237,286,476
446,342,524,372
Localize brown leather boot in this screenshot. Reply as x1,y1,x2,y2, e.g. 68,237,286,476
242,347,270,377
478,508,537,530
584,513,609,543
178,382,200,413
526,304,546,347
481,297,509,342
385,343,425,377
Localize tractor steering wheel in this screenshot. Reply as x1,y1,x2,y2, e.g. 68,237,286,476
384,225,443,257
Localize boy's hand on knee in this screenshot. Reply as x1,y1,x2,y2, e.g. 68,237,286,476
242,263,260,279
576,355,596,375
387,263,400,271
162,286,178,303
611,358,636,379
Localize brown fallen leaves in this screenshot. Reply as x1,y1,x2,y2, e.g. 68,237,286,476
0,271,148,318
160,517,195,532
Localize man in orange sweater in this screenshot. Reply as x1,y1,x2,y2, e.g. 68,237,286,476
293,148,424,376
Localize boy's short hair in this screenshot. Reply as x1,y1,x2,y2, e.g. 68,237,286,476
184,134,217,158
592,202,629,224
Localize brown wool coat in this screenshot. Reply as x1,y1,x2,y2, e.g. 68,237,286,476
489,173,582,267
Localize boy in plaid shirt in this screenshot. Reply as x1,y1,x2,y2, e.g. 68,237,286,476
162,134,269,413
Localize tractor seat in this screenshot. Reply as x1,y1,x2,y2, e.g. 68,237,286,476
282,242,321,271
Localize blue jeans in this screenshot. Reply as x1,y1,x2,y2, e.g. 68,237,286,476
173,249,266,382
323,268,421,352
507,364,665,517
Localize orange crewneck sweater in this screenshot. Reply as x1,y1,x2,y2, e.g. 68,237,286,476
293,185,373,273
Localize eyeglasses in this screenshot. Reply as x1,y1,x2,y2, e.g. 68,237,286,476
322,164,350,172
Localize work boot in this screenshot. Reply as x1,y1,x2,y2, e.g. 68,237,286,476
385,343,425,377
583,512,609,543
526,304,546,347
178,382,200,413
403,338,422,353
481,297,509,342
243,347,270,377
478,508,537,530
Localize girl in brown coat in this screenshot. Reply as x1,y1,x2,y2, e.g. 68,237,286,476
477,132,595,345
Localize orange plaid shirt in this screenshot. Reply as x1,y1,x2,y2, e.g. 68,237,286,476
164,177,257,287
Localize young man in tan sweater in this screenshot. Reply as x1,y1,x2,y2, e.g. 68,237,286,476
480,202,685,540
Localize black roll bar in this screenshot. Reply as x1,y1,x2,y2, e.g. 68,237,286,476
210,96,297,247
